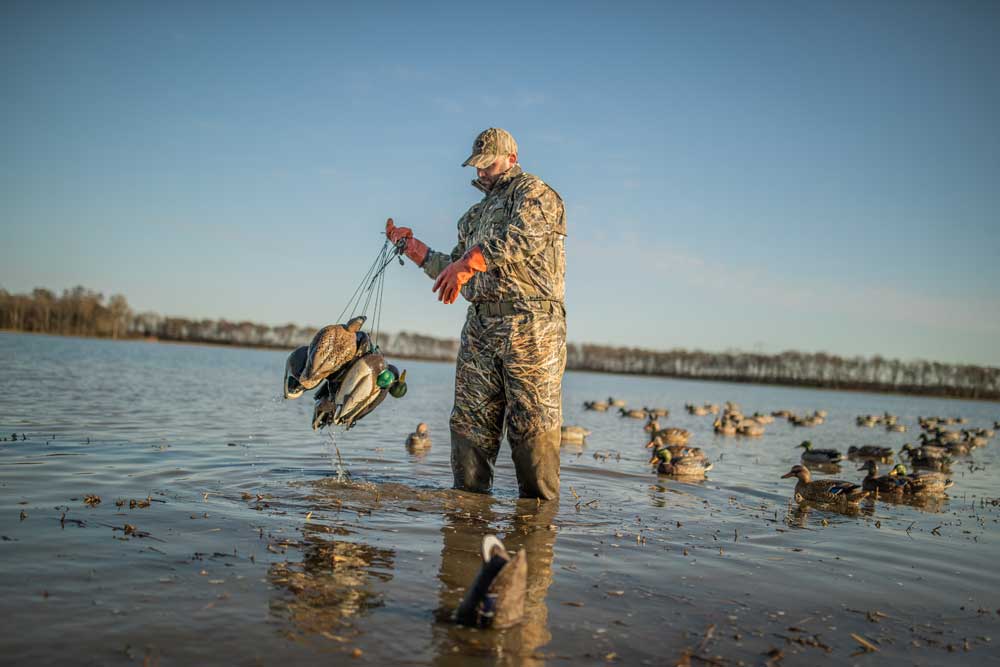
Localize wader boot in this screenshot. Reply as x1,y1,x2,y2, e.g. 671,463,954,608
451,430,498,494
510,427,561,500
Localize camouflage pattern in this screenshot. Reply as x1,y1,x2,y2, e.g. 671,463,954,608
451,309,566,447
422,164,566,306
461,127,519,168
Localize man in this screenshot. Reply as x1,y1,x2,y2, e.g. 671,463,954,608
385,128,566,500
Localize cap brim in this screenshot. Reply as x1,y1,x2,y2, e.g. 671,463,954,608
461,152,499,168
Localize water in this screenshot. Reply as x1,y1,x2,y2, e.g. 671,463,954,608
1,332,998,665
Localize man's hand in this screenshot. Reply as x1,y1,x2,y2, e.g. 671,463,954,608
385,218,428,267
432,246,487,304
385,218,412,244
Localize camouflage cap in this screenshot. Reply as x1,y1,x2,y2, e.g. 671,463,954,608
462,128,518,168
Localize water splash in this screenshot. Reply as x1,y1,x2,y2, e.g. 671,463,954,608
325,429,350,482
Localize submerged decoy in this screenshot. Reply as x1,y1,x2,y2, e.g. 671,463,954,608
299,316,367,390
847,445,894,462
780,465,868,504
454,535,526,629
283,345,309,399
648,445,712,477
406,422,431,450
797,441,843,464
560,425,591,444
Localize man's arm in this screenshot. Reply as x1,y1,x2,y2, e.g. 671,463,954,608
478,179,562,271
422,242,465,280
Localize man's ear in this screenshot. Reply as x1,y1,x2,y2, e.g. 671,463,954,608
508,152,518,166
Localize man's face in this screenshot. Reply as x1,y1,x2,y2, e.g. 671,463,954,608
476,153,516,189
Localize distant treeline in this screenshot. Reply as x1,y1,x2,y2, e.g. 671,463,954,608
3,286,998,400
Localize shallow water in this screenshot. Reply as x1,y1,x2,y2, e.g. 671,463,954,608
1,332,998,666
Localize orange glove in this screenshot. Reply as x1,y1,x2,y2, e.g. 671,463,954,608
432,246,487,304
385,218,428,267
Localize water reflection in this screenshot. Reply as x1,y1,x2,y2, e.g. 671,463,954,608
784,500,875,527
432,494,558,666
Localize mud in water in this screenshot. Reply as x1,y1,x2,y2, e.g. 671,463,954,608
1,332,999,665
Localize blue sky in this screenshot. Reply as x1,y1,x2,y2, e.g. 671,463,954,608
3,1,999,365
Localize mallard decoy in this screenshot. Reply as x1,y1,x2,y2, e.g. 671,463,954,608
643,418,660,433
750,412,774,424
858,461,908,495
647,427,691,447
334,357,406,428
649,446,712,477
607,397,627,408
454,535,526,629
645,437,706,463
797,441,842,464
584,401,609,412
780,465,868,504
738,421,765,437
899,444,952,471
406,422,431,450
713,419,736,436
889,464,953,495
619,407,647,419
686,403,710,416
847,445,894,462
560,425,591,444
283,345,309,399
299,316,367,390
644,407,670,418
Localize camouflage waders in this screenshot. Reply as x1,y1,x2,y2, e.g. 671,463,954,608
422,163,566,500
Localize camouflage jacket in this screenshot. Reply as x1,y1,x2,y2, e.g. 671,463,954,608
422,165,566,308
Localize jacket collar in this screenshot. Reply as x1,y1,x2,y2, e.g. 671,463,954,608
471,163,523,195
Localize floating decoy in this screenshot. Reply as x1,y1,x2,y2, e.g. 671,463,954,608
607,397,627,408
619,407,647,419
647,427,691,446
649,446,712,478
406,422,431,450
889,464,953,495
780,465,868,504
584,401,609,412
560,425,591,444
645,436,706,463
797,441,842,464
858,461,908,495
847,445,894,462
454,535,526,629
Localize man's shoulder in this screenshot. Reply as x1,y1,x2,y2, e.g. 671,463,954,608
511,171,560,200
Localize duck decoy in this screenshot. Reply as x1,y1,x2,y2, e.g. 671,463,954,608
858,461,908,495
619,407,647,419
797,441,842,464
584,401,609,412
780,465,868,504
847,445,894,462
283,345,309,399
648,445,712,477
454,535,526,629
646,427,691,447
889,464,953,495
406,422,431,450
560,425,591,444
299,316,367,390
645,437,706,463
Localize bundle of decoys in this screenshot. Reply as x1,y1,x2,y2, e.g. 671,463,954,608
282,237,409,431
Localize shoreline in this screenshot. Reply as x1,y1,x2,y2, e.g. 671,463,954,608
4,329,998,403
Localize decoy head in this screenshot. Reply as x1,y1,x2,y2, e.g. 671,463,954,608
346,316,366,333
385,366,408,398
781,464,809,480
648,446,671,465
889,463,908,476
858,460,878,474
797,440,813,451
416,422,429,435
